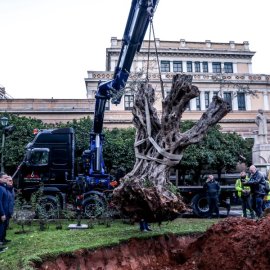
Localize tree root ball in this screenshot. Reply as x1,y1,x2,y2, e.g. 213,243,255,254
112,178,186,222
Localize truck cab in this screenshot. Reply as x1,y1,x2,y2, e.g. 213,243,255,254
18,128,75,187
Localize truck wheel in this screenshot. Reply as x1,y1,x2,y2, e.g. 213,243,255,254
191,194,209,218
83,196,106,218
37,195,58,219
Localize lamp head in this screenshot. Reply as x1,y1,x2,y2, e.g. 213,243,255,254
0,116,8,127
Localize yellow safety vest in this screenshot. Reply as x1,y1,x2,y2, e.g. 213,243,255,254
264,180,270,201
235,178,251,197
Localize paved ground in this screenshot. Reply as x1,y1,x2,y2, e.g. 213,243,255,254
182,205,244,218
220,205,243,217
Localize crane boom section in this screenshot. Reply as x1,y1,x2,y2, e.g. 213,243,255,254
93,0,158,134
89,0,158,176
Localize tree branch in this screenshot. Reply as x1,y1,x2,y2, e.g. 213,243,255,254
173,96,230,151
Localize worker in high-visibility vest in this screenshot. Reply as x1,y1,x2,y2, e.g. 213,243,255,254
235,171,255,219
263,177,270,210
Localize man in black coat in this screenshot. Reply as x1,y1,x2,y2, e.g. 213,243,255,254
203,175,220,218
243,165,265,218
4,175,15,243
0,173,9,252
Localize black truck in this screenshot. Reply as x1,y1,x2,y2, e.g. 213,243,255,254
15,127,114,218
178,185,236,217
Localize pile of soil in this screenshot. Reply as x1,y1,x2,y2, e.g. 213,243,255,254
35,216,270,270
181,216,270,270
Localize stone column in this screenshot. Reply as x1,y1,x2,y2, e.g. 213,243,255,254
183,61,187,73
233,63,237,73
248,63,252,73
209,91,214,103
263,92,269,110
200,91,206,111
170,61,173,73
190,98,197,111
208,62,213,73
246,94,251,110
232,91,238,111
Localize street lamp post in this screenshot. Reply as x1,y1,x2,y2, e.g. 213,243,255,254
0,116,8,172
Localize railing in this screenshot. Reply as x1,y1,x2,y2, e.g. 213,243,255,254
87,71,270,83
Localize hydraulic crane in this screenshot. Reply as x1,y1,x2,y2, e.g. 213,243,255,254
15,0,159,219
84,0,159,181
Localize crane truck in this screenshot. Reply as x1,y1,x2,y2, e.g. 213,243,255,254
15,0,159,218
14,0,236,219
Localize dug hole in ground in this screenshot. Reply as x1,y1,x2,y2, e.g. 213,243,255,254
35,216,270,270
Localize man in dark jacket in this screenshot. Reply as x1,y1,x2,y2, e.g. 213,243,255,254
0,173,9,252
203,175,220,218
243,165,265,218
4,176,15,243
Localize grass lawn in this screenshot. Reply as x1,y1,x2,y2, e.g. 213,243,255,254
0,218,217,270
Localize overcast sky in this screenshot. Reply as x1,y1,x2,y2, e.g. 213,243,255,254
0,0,269,99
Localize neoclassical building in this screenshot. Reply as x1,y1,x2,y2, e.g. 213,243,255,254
85,37,270,138
0,38,269,140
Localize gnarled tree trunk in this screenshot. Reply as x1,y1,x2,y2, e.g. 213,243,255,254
113,74,230,222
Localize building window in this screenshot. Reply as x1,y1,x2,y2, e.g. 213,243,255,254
124,94,134,110
196,96,201,110
224,92,232,109
237,93,246,111
165,89,171,97
187,61,193,72
212,62,221,73
195,62,200,72
205,91,210,109
173,61,183,72
185,101,191,111
224,62,233,73
161,61,170,72
105,100,110,111
203,62,208,73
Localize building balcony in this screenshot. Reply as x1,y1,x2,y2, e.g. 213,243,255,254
85,71,270,84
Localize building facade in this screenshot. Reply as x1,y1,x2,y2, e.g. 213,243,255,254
0,38,269,140
85,37,270,138
0,98,95,123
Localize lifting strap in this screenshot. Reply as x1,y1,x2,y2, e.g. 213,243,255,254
146,19,165,99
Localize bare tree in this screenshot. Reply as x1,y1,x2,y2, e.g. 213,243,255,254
113,74,230,222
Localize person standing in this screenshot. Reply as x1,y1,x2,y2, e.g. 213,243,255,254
263,176,270,210
4,176,15,243
139,219,151,232
203,175,220,218
243,165,265,218
235,171,255,219
0,173,9,252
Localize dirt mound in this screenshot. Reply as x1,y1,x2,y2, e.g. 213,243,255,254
181,216,270,270
35,216,270,270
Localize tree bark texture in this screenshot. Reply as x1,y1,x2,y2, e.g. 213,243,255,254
113,74,230,222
